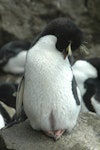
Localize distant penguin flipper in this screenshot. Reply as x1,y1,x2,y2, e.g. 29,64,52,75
16,76,25,120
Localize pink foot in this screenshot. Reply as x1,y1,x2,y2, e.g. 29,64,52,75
44,129,65,140
54,129,65,140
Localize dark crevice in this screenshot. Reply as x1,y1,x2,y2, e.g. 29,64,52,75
84,0,88,8
0,29,18,47
0,135,15,150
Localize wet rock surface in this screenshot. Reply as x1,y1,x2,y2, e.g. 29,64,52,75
0,113,100,150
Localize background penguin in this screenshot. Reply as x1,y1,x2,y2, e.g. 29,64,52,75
0,103,12,129
0,82,18,129
16,17,83,140
72,57,100,114
0,40,30,74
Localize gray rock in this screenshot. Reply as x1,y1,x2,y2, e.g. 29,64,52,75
0,0,100,57
85,0,100,43
0,0,98,46
0,0,84,40
87,0,100,21
0,112,100,150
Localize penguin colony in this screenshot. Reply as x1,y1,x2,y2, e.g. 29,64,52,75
0,18,100,140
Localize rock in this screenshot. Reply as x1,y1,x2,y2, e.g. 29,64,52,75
0,0,97,46
87,0,100,21
0,0,100,57
0,113,100,150
85,0,100,43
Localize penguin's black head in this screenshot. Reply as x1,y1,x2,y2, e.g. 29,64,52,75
31,18,83,59
42,18,83,51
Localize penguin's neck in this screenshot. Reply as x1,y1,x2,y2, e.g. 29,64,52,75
30,35,71,65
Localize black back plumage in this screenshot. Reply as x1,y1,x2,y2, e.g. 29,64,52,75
83,78,96,112
72,76,80,105
0,83,18,108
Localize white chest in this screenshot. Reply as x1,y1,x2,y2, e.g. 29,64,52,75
23,35,81,131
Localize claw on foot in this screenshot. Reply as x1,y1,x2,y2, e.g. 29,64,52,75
54,129,65,140
44,129,65,140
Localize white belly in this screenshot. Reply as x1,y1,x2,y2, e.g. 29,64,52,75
23,35,81,131
24,60,80,131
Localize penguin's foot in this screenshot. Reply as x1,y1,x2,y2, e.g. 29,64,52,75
44,130,54,138
54,129,65,140
44,129,65,140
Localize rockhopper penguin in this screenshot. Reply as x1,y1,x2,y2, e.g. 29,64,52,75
16,18,83,140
